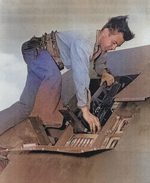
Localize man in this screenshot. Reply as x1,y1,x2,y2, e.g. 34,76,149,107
0,15,134,135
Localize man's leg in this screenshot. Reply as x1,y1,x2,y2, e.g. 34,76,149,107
30,71,62,127
0,71,41,135
0,40,61,135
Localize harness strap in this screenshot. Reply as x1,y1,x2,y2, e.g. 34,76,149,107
29,31,64,70
40,31,64,70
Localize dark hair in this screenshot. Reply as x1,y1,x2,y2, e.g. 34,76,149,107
102,15,135,41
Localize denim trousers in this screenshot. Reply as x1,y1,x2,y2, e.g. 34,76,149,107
0,41,61,135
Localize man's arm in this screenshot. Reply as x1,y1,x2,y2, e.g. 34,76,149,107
70,39,101,133
94,52,107,75
94,52,114,86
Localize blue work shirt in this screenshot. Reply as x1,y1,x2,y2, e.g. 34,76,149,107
56,30,106,108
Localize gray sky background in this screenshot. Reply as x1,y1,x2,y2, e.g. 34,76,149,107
1,0,150,110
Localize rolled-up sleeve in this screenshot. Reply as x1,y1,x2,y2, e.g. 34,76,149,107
94,52,107,75
70,39,91,108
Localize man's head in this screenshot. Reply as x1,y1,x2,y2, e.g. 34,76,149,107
98,15,135,52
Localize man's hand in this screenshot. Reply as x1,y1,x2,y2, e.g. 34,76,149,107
100,69,114,86
81,106,101,133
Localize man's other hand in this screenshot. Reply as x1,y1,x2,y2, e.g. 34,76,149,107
100,69,114,86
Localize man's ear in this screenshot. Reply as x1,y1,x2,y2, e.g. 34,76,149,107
102,28,110,36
